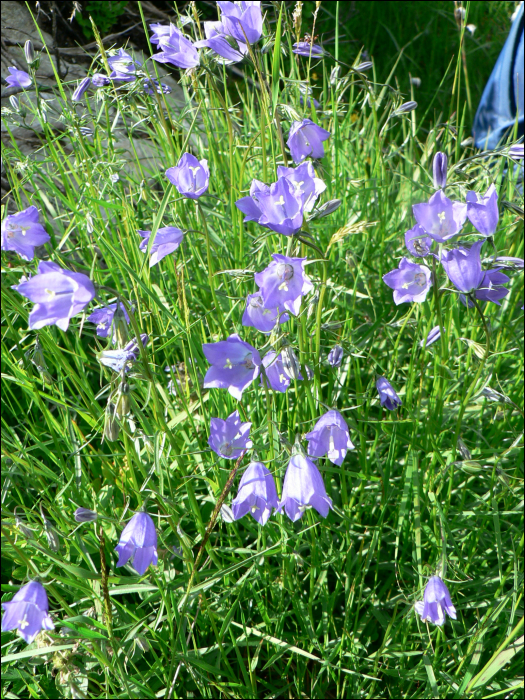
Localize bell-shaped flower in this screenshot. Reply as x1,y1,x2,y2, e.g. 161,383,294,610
235,179,269,222
209,409,252,459
92,73,111,87
327,344,344,367
254,254,313,316
152,26,200,69
292,42,325,57
5,66,32,88
219,1,263,45
305,410,355,466
276,161,326,213
376,376,402,411
71,76,91,102
383,258,432,304
277,453,333,522
413,190,467,243
88,302,130,340
432,152,448,189
261,350,301,392
13,261,95,331
466,184,499,237
1,581,54,643
138,226,185,266
202,333,261,399
414,576,456,626
98,334,148,373
149,22,174,45
143,78,171,95
166,153,209,200
287,118,331,163
231,461,277,524
472,268,510,305
420,325,441,348
404,224,433,258
441,240,485,293
1,205,50,260
115,512,158,576
255,178,304,236
107,49,141,82
242,292,288,333
195,22,249,63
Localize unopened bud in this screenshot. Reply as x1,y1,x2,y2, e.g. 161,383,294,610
115,382,131,418
394,101,418,115
304,364,314,380
327,344,344,367
281,346,301,380
432,151,448,189
353,61,373,72
103,403,120,442
74,507,98,523
24,40,38,69
114,305,129,346
9,95,19,112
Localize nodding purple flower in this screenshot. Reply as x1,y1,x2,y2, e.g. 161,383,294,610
254,254,313,316
261,350,301,392
383,258,432,304
414,576,457,626
254,177,304,236
276,162,327,213
287,118,331,163
466,184,499,237
152,26,200,69
219,0,263,45
138,226,185,266
195,23,249,63
292,42,325,57
299,95,321,109
107,49,141,82
242,292,289,333
305,410,355,466
5,66,32,89
327,344,344,367
13,261,95,332
87,303,130,341
165,153,209,199
209,409,252,459
149,22,174,45
432,152,448,189
1,581,54,643
74,507,98,522
143,78,171,95
404,224,434,258
467,268,510,306
235,179,269,223
232,461,278,524
376,377,402,411
441,240,485,293
92,73,110,87
202,333,261,400
420,325,441,348
71,76,91,102
277,453,333,522
115,512,158,576
1,205,50,260
98,334,148,373
413,190,467,243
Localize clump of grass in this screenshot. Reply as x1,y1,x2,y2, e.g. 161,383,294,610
1,2,523,699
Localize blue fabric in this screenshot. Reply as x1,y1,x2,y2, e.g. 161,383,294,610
473,2,524,150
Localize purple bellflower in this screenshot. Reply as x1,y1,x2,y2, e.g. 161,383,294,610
305,410,355,466
433,152,448,189
1,205,50,260
292,42,325,57
165,153,209,199
209,409,252,459
219,1,263,45
202,333,261,400
5,66,32,88
439,240,508,305
327,344,344,367
466,184,499,237
152,26,200,69
149,22,174,45
13,261,95,331
235,179,270,223
71,76,91,102
287,118,331,163
107,49,141,82
376,376,402,411
195,22,249,63
299,95,321,109
87,303,130,340
254,178,304,236
143,78,171,95
98,334,148,373
278,452,333,522
413,190,467,243
414,576,457,626
261,350,301,392
74,507,98,522
92,73,111,87
420,325,441,348
242,292,289,333
383,258,432,304
254,254,313,316
276,162,326,213
461,268,510,306
1,581,54,644
115,512,158,576
404,223,433,258
232,461,278,524
138,226,185,266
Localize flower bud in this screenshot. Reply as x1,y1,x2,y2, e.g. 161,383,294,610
304,364,314,380
115,381,131,418
394,101,418,115
103,403,120,442
9,95,19,112
74,507,98,523
24,40,39,69
281,346,301,380
432,151,448,189
327,344,344,367
353,61,373,72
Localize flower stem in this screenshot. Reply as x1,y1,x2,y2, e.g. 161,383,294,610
197,202,227,336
